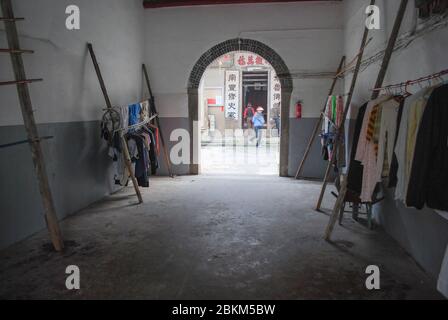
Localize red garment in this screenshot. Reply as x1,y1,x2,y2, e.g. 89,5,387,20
244,107,255,118
155,127,160,156
336,96,344,127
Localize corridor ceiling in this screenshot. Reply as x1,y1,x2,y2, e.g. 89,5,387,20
143,0,341,9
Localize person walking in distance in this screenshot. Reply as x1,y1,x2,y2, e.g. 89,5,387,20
244,103,255,129
252,107,265,148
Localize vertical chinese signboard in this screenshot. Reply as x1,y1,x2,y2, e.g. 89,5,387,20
270,71,282,113
225,70,240,120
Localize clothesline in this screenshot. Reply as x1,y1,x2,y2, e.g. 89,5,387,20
114,113,158,134
334,38,373,79
102,99,150,112
278,39,373,80
321,112,339,130
372,69,448,93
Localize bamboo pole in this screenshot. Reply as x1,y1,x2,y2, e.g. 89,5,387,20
315,0,376,212
295,56,346,180
87,43,143,204
325,0,409,240
371,0,409,100
1,0,64,251
87,43,112,110
142,64,174,178
120,136,143,203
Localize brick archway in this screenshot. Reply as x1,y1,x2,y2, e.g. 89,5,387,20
188,38,293,176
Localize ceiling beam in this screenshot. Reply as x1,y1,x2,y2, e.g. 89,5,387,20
143,0,338,9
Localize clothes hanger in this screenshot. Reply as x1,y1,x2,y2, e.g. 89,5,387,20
403,80,413,98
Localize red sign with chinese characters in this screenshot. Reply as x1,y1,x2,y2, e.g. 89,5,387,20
235,53,266,67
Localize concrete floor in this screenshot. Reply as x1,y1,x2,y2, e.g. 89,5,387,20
0,175,443,300
201,136,279,175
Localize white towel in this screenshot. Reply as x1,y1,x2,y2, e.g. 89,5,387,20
120,106,129,130
140,100,150,122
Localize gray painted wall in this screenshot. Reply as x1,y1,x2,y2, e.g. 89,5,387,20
0,122,116,248
0,0,145,249
375,190,448,279
342,0,448,282
289,118,329,179
157,117,191,176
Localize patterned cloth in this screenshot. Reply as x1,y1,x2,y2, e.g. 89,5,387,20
355,95,399,202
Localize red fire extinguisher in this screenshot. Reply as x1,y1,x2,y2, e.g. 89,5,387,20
296,101,303,119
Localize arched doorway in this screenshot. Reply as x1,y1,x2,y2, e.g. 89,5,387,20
188,38,293,176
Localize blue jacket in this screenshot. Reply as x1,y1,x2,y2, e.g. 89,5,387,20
252,113,265,127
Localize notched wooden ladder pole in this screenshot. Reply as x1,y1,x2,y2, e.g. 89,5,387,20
1,0,64,251
325,0,409,241
142,64,174,178
295,56,346,180
315,0,377,213
87,43,143,204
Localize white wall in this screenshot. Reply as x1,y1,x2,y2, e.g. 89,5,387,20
0,0,145,126
202,68,226,89
143,1,344,119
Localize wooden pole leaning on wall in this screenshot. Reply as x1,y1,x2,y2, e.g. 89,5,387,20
324,0,409,241
294,56,346,180
315,0,377,212
142,64,174,178
371,0,409,101
87,43,143,204
1,0,64,251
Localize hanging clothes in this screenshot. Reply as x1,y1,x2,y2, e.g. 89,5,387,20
355,95,400,202
394,87,434,202
336,95,344,128
140,100,150,122
128,103,142,126
347,102,368,196
112,132,132,186
131,134,150,188
323,95,344,130
102,99,161,188
321,95,345,169
406,83,448,211
147,127,159,175
387,99,405,188
377,98,401,178
120,106,129,132
331,95,337,124
154,127,160,156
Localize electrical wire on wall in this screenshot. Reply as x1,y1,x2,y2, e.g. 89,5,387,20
277,10,448,81
344,11,448,76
